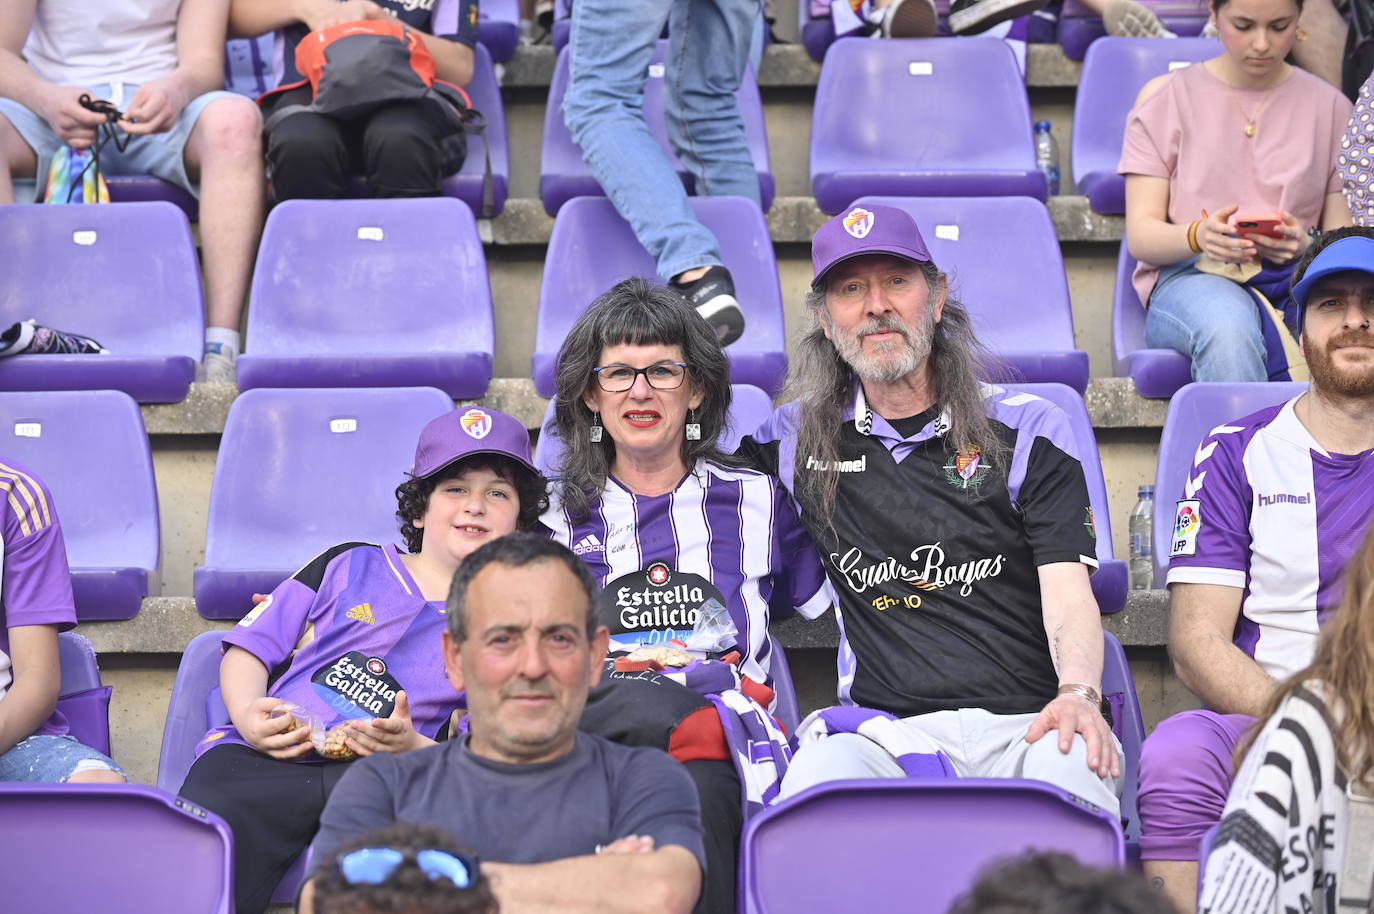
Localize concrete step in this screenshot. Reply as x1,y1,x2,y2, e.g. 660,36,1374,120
143,376,1165,437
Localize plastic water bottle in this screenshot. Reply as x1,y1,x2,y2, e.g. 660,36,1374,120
1129,485,1155,590
1034,120,1061,196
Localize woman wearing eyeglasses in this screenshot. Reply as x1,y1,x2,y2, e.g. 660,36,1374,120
540,278,833,914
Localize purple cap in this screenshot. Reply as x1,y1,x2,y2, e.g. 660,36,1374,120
412,407,537,479
811,203,933,288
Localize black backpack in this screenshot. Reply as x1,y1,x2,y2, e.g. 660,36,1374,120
1344,0,1374,102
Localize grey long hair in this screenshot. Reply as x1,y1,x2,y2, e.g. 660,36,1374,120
790,262,1007,523
550,277,741,523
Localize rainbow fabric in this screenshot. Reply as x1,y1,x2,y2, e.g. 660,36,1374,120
43,146,110,204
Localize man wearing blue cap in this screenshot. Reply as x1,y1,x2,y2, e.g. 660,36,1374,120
739,203,1122,808
1136,226,1374,913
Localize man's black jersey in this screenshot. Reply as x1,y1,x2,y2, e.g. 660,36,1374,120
739,384,1099,717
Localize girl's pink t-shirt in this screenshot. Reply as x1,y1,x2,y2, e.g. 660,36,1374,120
1118,62,1352,304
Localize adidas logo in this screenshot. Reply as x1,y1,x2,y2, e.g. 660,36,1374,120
345,603,376,625
573,534,605,555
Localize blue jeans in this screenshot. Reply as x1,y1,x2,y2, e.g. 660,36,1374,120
562,0,761,280
1145,258,1269,382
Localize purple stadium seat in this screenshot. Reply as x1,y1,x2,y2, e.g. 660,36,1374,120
1072,39,1219,213
531,196,787,398
237,198,494,396
1102,630,1146,861
855,196,1088,391
533,383,775,474
438,42,510,217
539,41,774,216
158,630,308,904
1112,241,1193,397
811,38,1045,214
193,387,453,619
767,634,801,736
741,778,1124,913
56,631,113,757
0,391,158,621
1001,383,1127,612
1058,0,1209,60
551,0,572,49
106,175,200,220
0,202,202,403
1151,381,1306,585
0,783,234,914
477,0,520,61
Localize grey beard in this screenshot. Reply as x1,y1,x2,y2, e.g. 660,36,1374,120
834,312,934,384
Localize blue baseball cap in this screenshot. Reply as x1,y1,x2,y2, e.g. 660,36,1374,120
811,204,933,288
1290,234,1374,320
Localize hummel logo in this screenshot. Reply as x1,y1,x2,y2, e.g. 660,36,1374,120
345,603,376,625
573,534,605,555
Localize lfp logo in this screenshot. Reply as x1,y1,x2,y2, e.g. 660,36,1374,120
460,408,492,440
1174,504,1199,536
843,207,874,239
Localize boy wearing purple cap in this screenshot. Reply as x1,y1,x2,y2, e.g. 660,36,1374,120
1137,226,1374,912
739,203,1121,808
179,407,548,914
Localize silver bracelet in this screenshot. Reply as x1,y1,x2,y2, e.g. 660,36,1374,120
1056,682,1102,708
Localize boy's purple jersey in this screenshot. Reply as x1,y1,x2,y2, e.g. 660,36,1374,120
1167,396,1374,679
197,542,461,759
0,459,77,738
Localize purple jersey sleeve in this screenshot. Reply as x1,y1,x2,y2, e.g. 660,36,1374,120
770,485,832,620
1167,424,1252,589
221,554,341,671
1007,401,1099,570
428,0,480,46
1,464,76,631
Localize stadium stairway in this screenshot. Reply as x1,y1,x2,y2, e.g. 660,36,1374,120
67,20,1202,825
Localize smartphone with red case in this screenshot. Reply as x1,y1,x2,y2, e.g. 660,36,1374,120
1232,212,1285,238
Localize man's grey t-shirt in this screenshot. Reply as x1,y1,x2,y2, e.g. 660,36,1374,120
311,732,706,870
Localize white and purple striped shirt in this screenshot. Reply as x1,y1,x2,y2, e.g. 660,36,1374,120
542,461,833,690
1168,395,1374,680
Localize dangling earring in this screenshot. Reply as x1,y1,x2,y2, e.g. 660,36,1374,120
685,409,701,441
589,411,603,443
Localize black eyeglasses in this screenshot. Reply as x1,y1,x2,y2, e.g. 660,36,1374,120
337,847,479,889
592,361,690,392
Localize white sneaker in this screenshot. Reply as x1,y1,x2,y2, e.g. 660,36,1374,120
202,350,236,384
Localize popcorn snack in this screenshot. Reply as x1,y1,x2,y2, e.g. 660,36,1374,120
625,644,693,667
318,722,360,761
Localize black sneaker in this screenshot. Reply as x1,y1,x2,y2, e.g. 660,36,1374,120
671,265,746,347
0,319,107,356
948,0,1050,34
882,0,939,37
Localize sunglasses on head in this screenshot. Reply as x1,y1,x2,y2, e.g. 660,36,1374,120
337,847,480,889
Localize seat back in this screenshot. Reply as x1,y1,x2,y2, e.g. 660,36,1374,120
855,196,1087,390
439,42,510,217
158,630,227,794
1072,39,1218,212
476,0,519,61
194,387,454,619
811,38,1043,213
0,783,233,914
1111,241,1192,397
766,634,801,735
532,196,787,398
1152,382,1307,585
55,631,112,756
741,778,1124,914
1000,383,1126,612
540,41,773,215
0,390,158,620
534,383,774,475
1102,630,1145,854
240,198,494,397
0,202,202,401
